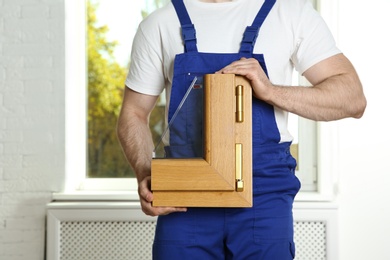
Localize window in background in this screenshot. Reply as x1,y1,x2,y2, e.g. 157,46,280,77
289,74,318,192
86,0,169,178
79,0,318,192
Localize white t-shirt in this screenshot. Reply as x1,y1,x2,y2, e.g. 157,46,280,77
125,0,341,143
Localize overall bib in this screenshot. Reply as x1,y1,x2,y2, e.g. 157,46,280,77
153,0,301,259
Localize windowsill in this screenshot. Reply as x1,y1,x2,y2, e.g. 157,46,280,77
295,190,336,202
50,191,338,212
52,190,139,201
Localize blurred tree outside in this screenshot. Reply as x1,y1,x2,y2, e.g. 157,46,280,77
87,1,130,177
87,0,168,178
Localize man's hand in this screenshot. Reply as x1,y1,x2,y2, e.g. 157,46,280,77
216,57,273,101
138,176,187,217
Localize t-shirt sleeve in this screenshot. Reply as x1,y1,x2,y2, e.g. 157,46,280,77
125,23,165,96
291,1,341,74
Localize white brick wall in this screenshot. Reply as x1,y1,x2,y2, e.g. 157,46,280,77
0,0,65,259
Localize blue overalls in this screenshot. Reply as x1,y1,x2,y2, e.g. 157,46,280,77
153,0,301,259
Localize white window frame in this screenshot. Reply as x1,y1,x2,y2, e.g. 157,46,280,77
64,0,137,195
64,0,87,192
291,75,317,193
61,0,339,202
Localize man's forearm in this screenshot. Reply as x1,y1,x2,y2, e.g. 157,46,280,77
117,111,154,184
265,72,366,121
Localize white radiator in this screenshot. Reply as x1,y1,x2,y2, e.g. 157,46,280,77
46,202,338,260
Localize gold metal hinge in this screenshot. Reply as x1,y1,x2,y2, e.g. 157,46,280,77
236,85,244,123
235,143,244,192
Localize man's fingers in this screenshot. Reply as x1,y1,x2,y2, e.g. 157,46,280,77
138,176,187,217
138,176,153,202
217,58,259,74
141,200,187,217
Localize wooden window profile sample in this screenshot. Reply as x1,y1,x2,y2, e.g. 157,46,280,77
151,74,252,207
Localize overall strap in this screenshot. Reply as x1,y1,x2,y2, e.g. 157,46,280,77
172,0,198,53
240,0,276,54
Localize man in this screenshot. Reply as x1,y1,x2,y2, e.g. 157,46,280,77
117,0,366,259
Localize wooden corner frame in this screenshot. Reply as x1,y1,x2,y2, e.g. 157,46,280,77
151,74,252,207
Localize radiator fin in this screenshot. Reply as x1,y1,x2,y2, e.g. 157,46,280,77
59,221,327,260
294,221,327,260
60,221,155,260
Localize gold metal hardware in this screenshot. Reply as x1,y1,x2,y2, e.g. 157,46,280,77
236,85,243,123
235,143,244,192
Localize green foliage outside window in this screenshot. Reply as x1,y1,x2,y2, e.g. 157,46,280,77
87,2,131,178
87,0,168,178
